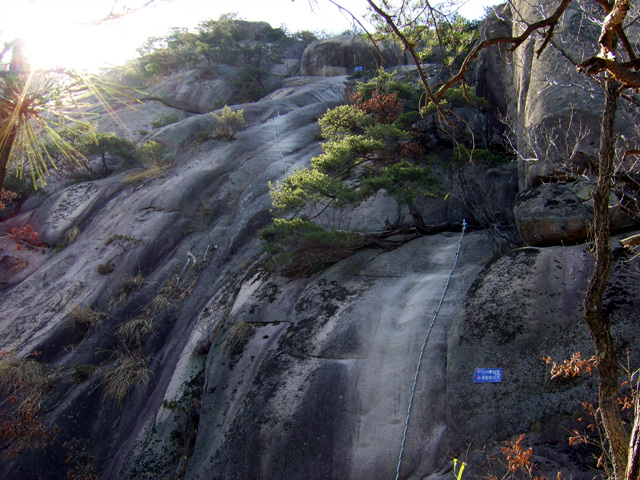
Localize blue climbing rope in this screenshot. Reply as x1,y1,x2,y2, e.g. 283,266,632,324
271,111,287,175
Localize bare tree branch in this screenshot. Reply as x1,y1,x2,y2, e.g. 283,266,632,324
434,0,573,100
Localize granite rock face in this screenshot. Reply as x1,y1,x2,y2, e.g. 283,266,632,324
0,12,640,480
446,237,640,479
478,0,640,190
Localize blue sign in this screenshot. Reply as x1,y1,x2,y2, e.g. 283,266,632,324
355,66,363,72
474,368,502,383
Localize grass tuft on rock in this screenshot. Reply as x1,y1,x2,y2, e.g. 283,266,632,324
101,350,150,405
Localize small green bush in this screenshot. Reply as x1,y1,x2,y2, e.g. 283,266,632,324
318,105,370,138
353,68,415,101
136,140,166,165
210,105,245,141
150,113,180,129
395,111,421,129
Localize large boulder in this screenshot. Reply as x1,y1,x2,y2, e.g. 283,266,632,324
144,67,238,114
300,35,404,76
514,180,636,246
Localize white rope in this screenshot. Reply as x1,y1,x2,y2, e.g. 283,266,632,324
394,219,467,480
272,111,287,175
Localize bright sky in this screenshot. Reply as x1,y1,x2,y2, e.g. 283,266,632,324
1,0,502,72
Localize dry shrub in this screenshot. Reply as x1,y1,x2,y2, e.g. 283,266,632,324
0,352,59,458
101,350,150,405
64,438,100,480
66,457,100,480
0,395,59,458
121,272,147,292
282,241,355,277
70,306,107,334
349,88,404,124
97,262,115,275
117,317,154,347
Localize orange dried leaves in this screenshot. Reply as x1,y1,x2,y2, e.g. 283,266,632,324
0,189,17,210
348,88,404,124
502,434,533,475
543,352,597,379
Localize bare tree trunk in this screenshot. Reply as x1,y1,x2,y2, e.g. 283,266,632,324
0,40,26,194
583,79,628,480
0,125,17,193
407,202,427,232
627,386,640,480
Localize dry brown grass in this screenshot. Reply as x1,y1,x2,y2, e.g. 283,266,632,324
117,317,154,347
189,201,212,233
70,306,107,334
0,352,57,410
147,293,172,316
175,277,198,301
101,350,150,405
123,163,169,185
108,273,147,310
221,320,255,352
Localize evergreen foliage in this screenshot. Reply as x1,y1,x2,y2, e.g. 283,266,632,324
260,218,363,276
210,105,245,141
453,146,509,165
151,113,180,129
46,123,136,179
318,105,370,137
265,70,440,274
350,68,416,103
423,86,488,113
418,15,480,69
270,71,437,219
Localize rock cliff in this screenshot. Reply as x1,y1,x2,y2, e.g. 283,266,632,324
0,5,638,480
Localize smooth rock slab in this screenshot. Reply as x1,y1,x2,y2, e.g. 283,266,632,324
180,231,496,480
